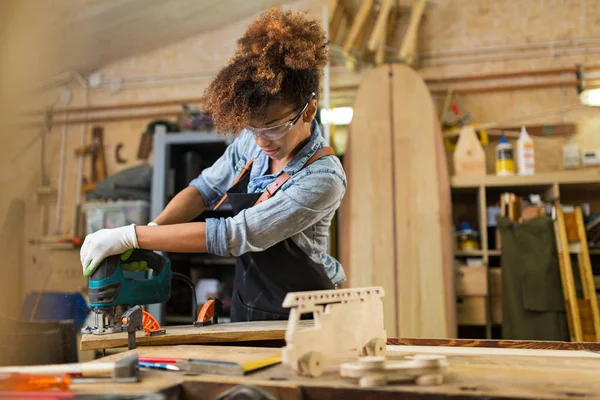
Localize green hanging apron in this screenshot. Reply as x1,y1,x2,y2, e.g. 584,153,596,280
497,216,570,341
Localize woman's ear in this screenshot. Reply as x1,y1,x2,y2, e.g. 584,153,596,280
303,100,318,122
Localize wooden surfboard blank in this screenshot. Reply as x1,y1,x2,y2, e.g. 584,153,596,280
342,66,397,335
342,64,453,338
79,320,311,351
433,110,457,338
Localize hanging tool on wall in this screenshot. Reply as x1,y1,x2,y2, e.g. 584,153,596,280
74,126,107,193
115,143,127,164
442,94,488,152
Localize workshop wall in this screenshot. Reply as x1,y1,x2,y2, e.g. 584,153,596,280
331,0,600,172
1,0,322,307
420,0,600,174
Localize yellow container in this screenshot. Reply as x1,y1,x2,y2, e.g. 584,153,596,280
496,136,515,176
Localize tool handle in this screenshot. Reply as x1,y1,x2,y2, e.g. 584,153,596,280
139,357,182,364
0,362,115,377
0,373,71,391
126,249,168,276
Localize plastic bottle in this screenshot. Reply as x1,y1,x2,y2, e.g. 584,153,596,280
496,135,515,176
517,125,535,175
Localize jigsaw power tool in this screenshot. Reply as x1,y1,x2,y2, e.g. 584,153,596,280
81,249,171,336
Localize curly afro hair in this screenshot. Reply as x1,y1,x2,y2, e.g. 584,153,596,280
200,8,329,134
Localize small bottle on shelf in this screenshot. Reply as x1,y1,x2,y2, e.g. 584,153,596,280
517,126,535,175
495,135,515,176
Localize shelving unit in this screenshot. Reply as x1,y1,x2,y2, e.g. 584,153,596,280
147,129,235,325
450,169,600,339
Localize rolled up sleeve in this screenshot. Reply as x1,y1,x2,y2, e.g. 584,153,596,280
205,168,346,257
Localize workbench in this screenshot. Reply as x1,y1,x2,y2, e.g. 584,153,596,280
69,339,600,399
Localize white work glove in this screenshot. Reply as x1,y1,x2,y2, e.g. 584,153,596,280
80,224,139,277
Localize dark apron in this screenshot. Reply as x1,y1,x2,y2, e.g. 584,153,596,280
216,153,335,322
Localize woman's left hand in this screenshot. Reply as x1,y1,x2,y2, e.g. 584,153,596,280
80,224,139,277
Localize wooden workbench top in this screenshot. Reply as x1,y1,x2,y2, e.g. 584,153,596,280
75,343,600,399
80,320,308,351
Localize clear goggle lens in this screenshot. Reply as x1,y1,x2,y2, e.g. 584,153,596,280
246,123,292,140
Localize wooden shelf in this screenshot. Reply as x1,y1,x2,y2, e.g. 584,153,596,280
454,249,501,257
455,250,484,256
451,170,600,189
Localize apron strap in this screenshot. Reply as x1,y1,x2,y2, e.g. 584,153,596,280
212,146,335,210
213,158,254,211
253,146,335,206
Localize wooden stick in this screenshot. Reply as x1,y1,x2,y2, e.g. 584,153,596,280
439,88,454,122
328,0,338,24
374,16,388,65
398,0,426,63
342,0,374,54
23,97,203,116
23,110,181,127
368,0,393,52
329,3,345,44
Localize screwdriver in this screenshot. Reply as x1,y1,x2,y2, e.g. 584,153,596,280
0,372,71,391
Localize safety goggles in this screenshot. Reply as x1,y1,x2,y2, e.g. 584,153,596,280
246,92,315,141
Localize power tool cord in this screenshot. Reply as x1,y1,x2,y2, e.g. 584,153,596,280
171,272,198,323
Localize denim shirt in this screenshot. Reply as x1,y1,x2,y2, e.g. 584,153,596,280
188,120,347,285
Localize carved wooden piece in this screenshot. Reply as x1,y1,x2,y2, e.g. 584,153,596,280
340,354,448,388
453,124,486,176
281,287,387,377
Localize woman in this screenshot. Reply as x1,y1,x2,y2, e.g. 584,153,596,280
80,8,347,322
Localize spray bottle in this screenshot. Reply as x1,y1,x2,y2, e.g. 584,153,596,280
496,135,515,176
517,125,535,175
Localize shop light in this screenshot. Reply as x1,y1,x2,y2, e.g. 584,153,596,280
321,107,354,125
580,88,600,106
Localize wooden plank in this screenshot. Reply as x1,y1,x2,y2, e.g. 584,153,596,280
433,106,457,337
329,3,345,45
387,337,600,351
387,344,600,358
344,64,450,338
390,64,448,338
343,66,397,335
341,0,373,54
328,0,338,24
398,0,426,65
373,5,388,65
79,320,312,351
367,0,392,51
78,344,600,399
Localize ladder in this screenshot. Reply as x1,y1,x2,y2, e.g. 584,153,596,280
552,205,600,342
